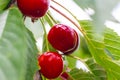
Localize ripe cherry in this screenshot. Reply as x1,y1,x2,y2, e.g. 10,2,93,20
60,72,69,80
48,24,79,55
17,0,50,18
38,52,63,79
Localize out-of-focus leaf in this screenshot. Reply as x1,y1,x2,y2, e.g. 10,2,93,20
74,0,120,33
25,28,39,80
0,7,38,80
74,0,95,9
24,17,44,39
0,10,8,38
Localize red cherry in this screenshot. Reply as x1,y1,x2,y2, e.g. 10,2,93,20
60,72,69,80
38,52,63,79
48,24,79,55
17,0,50,18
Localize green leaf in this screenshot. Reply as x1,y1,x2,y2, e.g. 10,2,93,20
80,20,120,79
68,59,107,80
69,68,97,80
104,28,120,60
0,7,38,80
85,58,107,80
25,28,39,80
79,36,91,59
0,0,10,12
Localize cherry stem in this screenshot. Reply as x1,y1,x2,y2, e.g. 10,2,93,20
67,55,90,71
51,0,78,21
23,16,26,21
67,55,85,62
47,12,57,24
46,13,55,25
50,5,84,34
40,18,50,52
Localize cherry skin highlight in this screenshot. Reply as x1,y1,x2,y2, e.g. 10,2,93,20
17,0,50,18
38,52,63,79
48,24,79,55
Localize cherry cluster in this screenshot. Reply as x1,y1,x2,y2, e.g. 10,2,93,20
17,0,79,79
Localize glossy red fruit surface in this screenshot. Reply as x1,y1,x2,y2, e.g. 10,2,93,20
38,52,63,79
48,24,79,55
17,0,50,18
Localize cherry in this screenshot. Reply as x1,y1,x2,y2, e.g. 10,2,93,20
38,52,63,79
48,24,79,55
17,0,50,18
60,72,69,80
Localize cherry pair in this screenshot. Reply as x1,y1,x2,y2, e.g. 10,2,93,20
38,24,79,79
